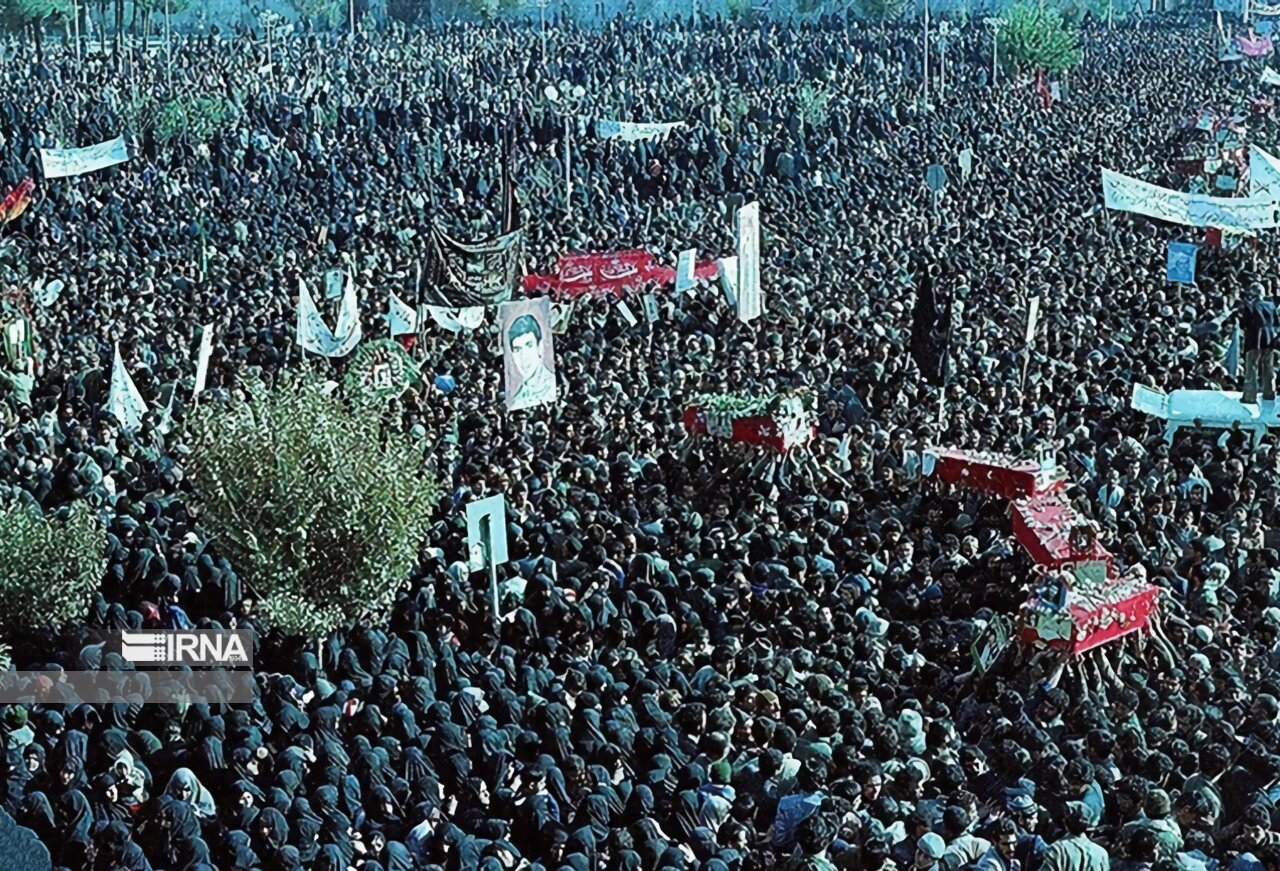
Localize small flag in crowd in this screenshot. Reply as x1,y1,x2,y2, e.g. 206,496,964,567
389,291,418,336
0,178,34,224
193,324,214,399
108,343,149,431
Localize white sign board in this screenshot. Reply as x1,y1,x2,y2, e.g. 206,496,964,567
466,494,509,571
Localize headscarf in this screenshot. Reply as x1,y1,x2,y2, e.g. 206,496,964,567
165,766,217,819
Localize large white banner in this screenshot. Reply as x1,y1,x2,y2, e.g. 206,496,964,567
736,201,762,323
40,136,130,179
1101,169,1278,230
1251,146,1280,199
595,119,686,142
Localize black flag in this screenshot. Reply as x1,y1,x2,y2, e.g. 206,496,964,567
910,272,952,387
501,106,521,236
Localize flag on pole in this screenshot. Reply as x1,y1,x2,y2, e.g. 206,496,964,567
736,201,763,323
389,291,418,336
107,343,148,431
297,276,362,357
193,324,214,399
1025,296,1041,345
909,272,952,386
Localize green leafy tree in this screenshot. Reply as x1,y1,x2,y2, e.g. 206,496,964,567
855,0,908,22
795,81,833,127
0,502,104,636
791,0,834,16
185,376,439,638
388,0,425,24
287,0,346,28
155,94,234,144
999,1,1081,72
2,0,72,63
726,0,759,22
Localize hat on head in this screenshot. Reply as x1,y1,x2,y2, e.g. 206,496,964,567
918,833,946,860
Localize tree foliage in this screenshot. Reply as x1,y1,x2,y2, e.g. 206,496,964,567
155,93,234,144
185,376,439,639
726,0,760,22
131,0,192,14
795,81,833,127
999,1,1081,72
0,502,104,636
388,0,424,24
855,0,908,22
1,0,71,29
287,0,345,27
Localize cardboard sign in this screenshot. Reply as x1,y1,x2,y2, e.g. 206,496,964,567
466,494,509,571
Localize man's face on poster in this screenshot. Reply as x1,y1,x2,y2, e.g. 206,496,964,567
510,324,542,379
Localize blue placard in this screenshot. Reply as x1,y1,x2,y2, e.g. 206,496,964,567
1166,242,1199,285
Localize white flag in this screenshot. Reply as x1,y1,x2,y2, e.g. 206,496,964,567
107,343,148,431
297,276,361,357
389,291,418,336
736,201,762,323
193,324,214,399
717,256,739,307
426,305,486,332
676,248,697,294
1025,296,1040,345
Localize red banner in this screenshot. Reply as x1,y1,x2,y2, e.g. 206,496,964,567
523,250,719,299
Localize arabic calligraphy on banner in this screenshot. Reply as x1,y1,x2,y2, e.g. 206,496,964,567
595,119,686,142
523,250,719,299
1101,168,1279,230
39,136,130,179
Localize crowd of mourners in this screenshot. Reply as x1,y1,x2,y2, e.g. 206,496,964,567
5,4,1280,870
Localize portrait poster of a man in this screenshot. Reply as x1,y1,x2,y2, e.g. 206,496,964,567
500,297,558,411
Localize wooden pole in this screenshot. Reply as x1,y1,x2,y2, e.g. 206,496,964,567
923,0,931,111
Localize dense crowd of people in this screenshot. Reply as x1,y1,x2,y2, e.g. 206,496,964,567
2,5,1280,870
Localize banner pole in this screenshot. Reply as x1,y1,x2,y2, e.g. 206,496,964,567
564,115,573,218
923,0,931,112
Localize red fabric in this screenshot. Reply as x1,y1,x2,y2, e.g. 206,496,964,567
1018,585,1159,653
0,177,34,224
1206,227,1223,248
1012,493,1112,570
524,250,719,299
682,406,814,453
929,449,1064,501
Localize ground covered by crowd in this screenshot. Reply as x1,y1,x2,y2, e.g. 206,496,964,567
1,8,1279,871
